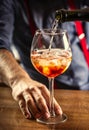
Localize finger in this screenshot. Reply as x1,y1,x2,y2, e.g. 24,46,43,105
40,85,63,115
30,88,50,119
41,85,50,106
54,98,63,115
18,98,31,119
23,91,41,119
36,94,50,119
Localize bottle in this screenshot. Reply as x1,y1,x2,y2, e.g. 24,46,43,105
55,8,89,23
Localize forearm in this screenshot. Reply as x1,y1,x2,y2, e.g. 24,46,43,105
0,49,62,119
0,49,30,88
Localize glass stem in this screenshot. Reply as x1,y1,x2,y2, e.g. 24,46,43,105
48,77,55,117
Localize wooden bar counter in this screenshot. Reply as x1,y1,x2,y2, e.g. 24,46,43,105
0,83,89,130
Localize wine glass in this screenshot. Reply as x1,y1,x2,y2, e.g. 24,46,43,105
30,29,72,124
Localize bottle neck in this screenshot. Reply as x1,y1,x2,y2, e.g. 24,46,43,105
55,8,89,23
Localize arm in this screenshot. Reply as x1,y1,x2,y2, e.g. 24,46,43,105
0,49,62,119
0,0,62,119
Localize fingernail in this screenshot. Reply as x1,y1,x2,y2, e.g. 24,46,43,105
45,112,50,118
35,113,41,118
57,108,63,115
24,113,31,119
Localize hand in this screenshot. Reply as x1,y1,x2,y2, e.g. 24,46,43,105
12,77,62,119
0,49,62,119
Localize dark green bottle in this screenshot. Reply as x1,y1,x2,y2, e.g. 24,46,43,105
55,8,89,22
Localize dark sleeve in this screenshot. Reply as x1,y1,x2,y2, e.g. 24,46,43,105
0,0,15,50
84,0,89,6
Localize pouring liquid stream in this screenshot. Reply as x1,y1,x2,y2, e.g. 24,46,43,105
48,19,59,50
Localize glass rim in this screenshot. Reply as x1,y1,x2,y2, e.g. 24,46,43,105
35,28,67,35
